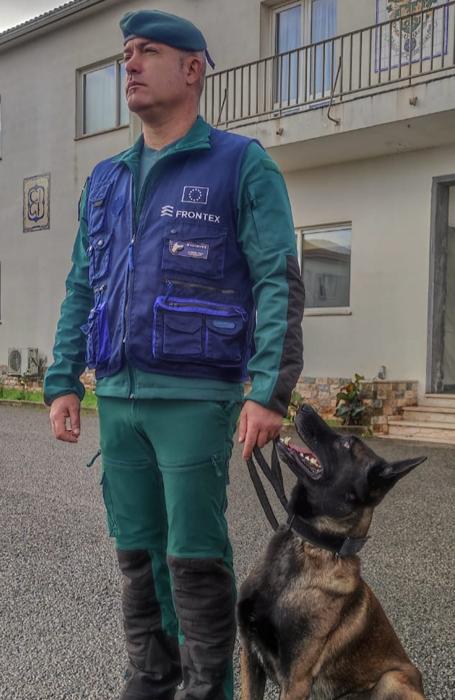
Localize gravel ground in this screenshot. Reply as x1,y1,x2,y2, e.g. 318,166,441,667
0,404,454,700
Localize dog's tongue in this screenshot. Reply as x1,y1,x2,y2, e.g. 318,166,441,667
281,438,321,470
285,440,314,457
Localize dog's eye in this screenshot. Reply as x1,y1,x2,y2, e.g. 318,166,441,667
345,491,357,503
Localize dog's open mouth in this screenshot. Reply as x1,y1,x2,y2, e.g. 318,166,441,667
277,437,323,479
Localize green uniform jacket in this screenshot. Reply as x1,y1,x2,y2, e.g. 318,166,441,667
44,118,304,415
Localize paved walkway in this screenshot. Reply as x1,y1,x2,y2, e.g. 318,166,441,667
1,404,454,699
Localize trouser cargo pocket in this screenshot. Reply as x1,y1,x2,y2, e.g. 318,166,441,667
100,471,118,537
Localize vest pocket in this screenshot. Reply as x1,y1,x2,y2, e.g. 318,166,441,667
88,235,110,285
161,224,227,280
163,314,203,356
205,317,243,363
82,300,111,369
88,180,112,235
87,180,114,285
153,296,247,365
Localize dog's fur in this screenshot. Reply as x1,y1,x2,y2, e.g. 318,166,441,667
238,405,427,700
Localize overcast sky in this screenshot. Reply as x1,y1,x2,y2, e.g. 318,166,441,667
0,1,65,33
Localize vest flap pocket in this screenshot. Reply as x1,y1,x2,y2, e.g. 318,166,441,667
162,224,227,280
88,180,113,236
89,180,112,206
88,236,111,285
163,313,203,356
205,316,244,363
164,315,201,335
82,300,111,369
205,317,243,335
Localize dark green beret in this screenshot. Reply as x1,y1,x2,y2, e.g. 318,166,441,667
120,10,215,68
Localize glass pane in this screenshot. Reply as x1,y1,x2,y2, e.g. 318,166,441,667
312,0,337,97
303,227,351,308
276,5,302,103
84,64,116,134
119,62,129,126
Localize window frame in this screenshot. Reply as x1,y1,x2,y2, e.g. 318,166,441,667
271,0,309,56
296,222,353,316
269,0,338,104
76,56,129,138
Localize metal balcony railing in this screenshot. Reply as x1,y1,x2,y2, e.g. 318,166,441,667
201,1,455,129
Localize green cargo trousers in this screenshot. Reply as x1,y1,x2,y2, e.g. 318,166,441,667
97,397,242,700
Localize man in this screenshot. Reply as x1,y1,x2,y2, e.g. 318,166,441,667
45,9,304,700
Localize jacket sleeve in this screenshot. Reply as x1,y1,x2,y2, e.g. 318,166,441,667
237,142,305,416
43,183,94,405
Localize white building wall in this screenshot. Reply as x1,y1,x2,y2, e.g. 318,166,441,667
287,142,455,387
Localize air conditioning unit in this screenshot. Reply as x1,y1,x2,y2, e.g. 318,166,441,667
7,347,40,376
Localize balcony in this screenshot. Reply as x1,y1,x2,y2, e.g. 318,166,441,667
201,2,455,169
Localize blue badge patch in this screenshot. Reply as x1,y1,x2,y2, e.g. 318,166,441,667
169,240,209,260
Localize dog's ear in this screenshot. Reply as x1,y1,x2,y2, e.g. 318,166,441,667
368,456,427,489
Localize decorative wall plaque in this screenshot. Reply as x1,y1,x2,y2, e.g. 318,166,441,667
376,0,448,71
23,173,50,232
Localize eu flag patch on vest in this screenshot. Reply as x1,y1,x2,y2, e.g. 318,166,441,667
169,240,209,260
181,186,209,204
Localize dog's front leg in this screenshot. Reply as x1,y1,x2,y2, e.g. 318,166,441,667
240,644,267,700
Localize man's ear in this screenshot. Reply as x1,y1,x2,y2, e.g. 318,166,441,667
368,456,427,488
184,53,204,87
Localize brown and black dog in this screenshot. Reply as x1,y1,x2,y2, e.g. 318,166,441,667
238,404,427,700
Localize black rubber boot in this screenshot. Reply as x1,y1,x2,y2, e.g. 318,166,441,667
117,549,182,700
168,556,236,700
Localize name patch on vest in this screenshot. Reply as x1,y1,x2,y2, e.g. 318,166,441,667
169,240,209,260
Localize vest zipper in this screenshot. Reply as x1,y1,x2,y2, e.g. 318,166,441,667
165,279,235,295
158,296,248,319
122,175,136,347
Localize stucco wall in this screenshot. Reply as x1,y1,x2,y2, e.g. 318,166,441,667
286,142,455,389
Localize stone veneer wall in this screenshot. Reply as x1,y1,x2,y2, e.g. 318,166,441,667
0,367,96,392
295,377,419,434
1,366,418,434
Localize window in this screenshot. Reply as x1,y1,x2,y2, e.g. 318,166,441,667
78,58,129,137
297,224,351,308
272,0,337,103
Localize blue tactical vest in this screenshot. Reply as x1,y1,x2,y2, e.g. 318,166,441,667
84,127,256,383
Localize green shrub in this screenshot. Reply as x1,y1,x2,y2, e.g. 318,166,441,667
284,390,304,426
335,374,367,426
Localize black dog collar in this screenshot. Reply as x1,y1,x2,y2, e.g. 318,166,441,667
288,514,369,558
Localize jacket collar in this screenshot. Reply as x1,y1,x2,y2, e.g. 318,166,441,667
112,115,212,171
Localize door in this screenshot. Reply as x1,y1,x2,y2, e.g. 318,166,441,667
442,190,455,391
427,178,455,393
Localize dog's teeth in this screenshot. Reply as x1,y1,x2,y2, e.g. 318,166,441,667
283,437,292,446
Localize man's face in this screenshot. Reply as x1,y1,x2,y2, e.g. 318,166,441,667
123,38,189,116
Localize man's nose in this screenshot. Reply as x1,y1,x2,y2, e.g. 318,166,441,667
125,52,141,73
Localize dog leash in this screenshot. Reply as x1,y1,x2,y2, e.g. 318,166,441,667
246,443,288,531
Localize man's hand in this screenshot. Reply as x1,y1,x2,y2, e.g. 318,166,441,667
238,401,283,460
49,394,81,443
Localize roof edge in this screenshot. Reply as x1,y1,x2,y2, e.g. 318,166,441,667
0,0,119,48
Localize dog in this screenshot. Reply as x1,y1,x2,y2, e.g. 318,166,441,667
238,404,427,700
